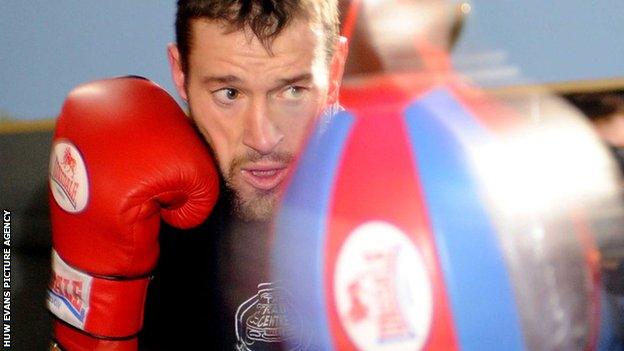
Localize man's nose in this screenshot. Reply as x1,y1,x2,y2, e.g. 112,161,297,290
242,99,284,155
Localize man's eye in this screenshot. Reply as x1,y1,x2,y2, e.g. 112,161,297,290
212,88,240,104
282,86,306,100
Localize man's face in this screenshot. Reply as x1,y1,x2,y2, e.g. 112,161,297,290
170,18,345,221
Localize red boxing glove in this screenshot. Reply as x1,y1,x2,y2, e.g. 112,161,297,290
47,77,219,350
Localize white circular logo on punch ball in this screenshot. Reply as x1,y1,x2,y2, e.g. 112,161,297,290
49,140,89,213
334,221,432,351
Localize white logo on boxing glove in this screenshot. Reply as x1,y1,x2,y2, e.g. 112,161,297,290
47,250,93,330
49,141,89,213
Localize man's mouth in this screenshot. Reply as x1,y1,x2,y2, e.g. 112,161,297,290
240,163,289,191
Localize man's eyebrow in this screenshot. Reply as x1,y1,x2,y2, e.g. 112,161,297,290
277,73,312,86
201,75,242,85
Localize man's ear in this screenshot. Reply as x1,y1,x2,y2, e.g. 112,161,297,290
327,36,349,105
167,43,188,101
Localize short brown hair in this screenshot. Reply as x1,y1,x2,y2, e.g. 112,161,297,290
175,0,340,73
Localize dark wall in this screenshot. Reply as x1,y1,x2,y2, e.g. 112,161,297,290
1,130,54,350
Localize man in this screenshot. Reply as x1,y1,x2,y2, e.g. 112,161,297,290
46,1,346,350
140,1,346,350
168,0,346,222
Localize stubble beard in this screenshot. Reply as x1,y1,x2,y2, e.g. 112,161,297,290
188,104,294,222
224,151,294,222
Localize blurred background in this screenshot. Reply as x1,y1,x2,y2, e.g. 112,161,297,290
1,1,623,350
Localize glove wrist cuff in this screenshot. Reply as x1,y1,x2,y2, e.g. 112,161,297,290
47,250,150,338
53,321,139,351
